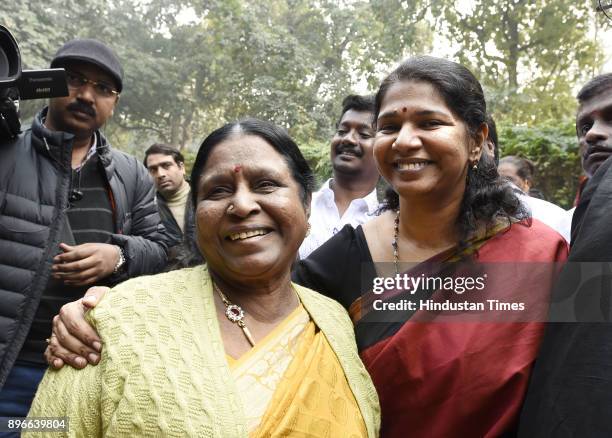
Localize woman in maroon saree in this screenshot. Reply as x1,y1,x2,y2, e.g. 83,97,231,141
294,56,567,437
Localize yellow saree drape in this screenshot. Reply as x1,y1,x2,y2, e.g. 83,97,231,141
229,305,367,438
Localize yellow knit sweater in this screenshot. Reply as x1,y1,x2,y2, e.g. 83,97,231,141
27,266,380,437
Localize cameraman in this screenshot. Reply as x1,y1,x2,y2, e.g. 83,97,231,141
0,39,168,420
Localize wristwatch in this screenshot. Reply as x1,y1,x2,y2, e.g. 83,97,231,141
113,245,126,274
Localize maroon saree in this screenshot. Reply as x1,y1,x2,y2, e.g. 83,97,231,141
353,220,568,437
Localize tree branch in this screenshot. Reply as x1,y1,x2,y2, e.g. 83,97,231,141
464,20,506,64
517,38,543,52
115,120,166,136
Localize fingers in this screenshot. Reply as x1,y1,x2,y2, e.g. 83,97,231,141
45,341,68,369
57,268,103,286
51,318,99,368
53,244,90,264
52,243,118,283
45,331,92,369
57,300,103,354
45,343,64,369
52,256,98,274
82,286,110,309
58,243,75,252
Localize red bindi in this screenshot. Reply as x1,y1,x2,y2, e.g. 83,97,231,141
233,165,242,173
402,107,407,112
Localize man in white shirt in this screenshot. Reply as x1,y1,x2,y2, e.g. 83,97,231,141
299,95,379,258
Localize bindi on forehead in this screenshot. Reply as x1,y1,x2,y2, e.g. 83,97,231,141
389,107,407,115
233,164,242,173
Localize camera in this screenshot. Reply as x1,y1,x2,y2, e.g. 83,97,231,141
0,25,68,141
597,1,612,20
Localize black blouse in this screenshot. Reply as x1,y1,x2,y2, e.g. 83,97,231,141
292,225,378,310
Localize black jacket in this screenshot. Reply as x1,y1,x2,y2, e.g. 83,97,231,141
156,191,195,248
0,109,168,388
156,190,203,269
518,157,612,437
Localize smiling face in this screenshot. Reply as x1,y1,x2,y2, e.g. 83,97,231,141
45,61,118,140
374,80,482,203
576,88,612,178
330,109,377,179
194,133,309,282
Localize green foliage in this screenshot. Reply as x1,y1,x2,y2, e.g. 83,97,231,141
182,149,197,178
2,0,607,195
3,0,432,152
498,120,581,208
300,140,332,186
443,0,606,126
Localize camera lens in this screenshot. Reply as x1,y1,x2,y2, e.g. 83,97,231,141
0,49,9,78
0,26,21,81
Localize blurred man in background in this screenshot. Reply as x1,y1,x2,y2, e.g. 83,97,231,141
144,143,200,266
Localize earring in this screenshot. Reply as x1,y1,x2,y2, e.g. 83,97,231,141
227,204,234,213
392,141,397,148
306,223,311,236
472,162,478,171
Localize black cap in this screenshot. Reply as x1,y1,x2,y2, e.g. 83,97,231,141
50,39,123,93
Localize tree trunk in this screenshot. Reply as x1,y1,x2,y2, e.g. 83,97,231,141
504,4,520,90
170,117,180,146
180,109,194,151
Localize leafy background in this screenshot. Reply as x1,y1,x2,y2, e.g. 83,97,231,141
2,0,610,208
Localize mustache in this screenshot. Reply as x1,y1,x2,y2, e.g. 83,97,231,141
336,142,362,157
66,100,96,118
584,143,612,159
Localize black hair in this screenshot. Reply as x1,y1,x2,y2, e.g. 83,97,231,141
190,118,315,208
144,143,185,167
337,94,375,127
499,155,535,185
486,114,500,165
375,56,527,243
577,73,612,104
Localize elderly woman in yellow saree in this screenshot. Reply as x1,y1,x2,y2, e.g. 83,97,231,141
27,119,380,437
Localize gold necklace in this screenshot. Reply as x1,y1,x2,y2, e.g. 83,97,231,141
213,281,256,347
